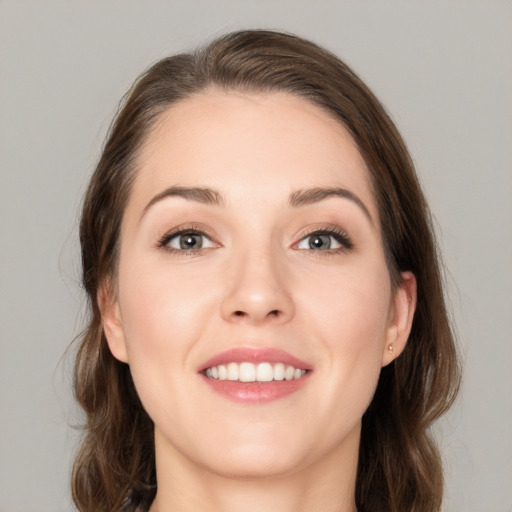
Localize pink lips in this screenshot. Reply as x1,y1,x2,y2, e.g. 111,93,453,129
199,347,311,372
198,347,312,404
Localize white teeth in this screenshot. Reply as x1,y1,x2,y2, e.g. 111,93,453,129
218,364,227,380
205,362,308,382
239,362,256,382
256,362,273,382
274,363,285,381
227,362,238,381
284,365,295,381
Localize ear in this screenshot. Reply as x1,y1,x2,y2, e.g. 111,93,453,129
97,278,129,363
381,271,417,367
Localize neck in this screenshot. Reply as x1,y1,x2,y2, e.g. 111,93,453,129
149,426,360,512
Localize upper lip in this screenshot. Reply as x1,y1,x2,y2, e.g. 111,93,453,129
198,347,312,373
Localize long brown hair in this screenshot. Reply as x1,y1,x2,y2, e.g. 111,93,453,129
73,29,460,512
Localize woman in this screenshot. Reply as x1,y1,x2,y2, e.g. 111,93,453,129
72,30,460,512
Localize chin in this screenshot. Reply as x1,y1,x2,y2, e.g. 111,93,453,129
202,447,304,481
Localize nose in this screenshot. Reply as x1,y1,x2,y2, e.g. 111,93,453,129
220,248,295,326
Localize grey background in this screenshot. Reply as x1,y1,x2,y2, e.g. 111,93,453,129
1,1,511,511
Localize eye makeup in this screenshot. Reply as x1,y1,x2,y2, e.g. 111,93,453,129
156,221,355,258
292,224,355,255
156,223,220,256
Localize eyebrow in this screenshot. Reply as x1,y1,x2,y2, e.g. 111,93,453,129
141,186,225,219
141,185,373,224
289,187,373,224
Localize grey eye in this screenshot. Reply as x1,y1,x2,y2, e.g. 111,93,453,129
167,233,214,250
297,233,342,250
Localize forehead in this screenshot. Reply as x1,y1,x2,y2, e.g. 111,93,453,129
130,89,376,217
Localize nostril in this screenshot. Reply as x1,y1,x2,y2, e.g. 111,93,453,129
269,310,280,317
234,311,246,317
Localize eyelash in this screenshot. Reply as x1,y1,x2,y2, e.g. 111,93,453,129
157,225,354,255
296,226,354,254
157,225,217,256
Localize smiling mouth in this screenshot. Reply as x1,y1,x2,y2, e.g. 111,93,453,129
204,362,308,382
199,347,312,402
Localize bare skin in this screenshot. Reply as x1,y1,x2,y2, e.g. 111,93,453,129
100,90,416,512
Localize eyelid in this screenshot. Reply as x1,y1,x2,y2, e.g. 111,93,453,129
156,222,353,254
292,224,354,252
157,223,221,251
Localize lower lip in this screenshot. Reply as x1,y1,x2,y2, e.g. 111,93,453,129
200,373,311,403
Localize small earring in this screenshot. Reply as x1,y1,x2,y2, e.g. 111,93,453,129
387,344,393,353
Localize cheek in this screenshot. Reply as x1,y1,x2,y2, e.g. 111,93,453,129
115,259,221,429
334,273,391,370
301,262,391,345
299,265,391,409
117,258,219,364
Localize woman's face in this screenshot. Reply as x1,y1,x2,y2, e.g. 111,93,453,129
101,90,415,480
